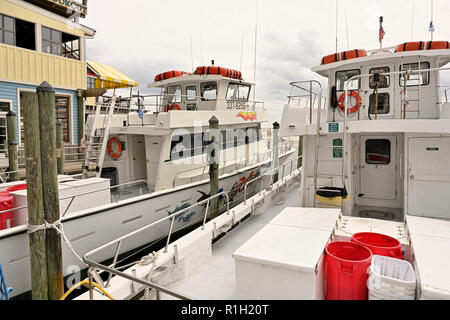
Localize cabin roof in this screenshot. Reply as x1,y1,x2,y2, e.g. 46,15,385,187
147,74,253,89
312,48,450,77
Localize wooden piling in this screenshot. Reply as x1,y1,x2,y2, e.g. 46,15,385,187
76,89,84,151
56,121,64,175
209,116,220,219
23,92,48,300
37,81,64,300
272,122,280,183
6,111,18,181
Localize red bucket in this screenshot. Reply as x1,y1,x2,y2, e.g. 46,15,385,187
6,184,27,192
325,241,372,300
0,193,14,230
351,232,403,259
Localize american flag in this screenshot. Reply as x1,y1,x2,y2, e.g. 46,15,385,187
379,25,385,43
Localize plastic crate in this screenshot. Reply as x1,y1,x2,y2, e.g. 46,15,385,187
367,255,416,300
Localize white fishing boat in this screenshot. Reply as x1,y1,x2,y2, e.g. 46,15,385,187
74,40,450,301
0,65,295,298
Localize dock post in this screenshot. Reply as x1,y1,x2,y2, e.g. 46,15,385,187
37,82,64,300
56,121,64,175
209,116,220,219
6,111,18,181
23,92,48,300
272,122,280,183
297,136,303,169
77,89,84,160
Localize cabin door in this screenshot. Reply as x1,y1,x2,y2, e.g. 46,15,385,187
407,137,450,219
362,63,395,119
130,135,147,181
145,136,162,190
359,135,397,201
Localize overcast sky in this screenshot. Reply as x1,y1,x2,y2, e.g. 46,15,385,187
83,0,450,124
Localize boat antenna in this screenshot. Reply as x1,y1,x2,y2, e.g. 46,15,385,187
335,0,339,53
240,29,244,72
252,0,258,107
429,0,435,41
410,0,415,40
344,0,350,50
190,36,194,73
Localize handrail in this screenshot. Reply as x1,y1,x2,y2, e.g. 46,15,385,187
83,190,231,300
243,155,303,205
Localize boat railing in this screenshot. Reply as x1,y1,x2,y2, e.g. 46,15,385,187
440,86,450,103
287,80,325,123
0,179,149,227
83,190,233,300
122,93,265,113
243,155,303,205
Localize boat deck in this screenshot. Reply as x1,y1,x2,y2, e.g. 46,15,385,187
160,186,300,300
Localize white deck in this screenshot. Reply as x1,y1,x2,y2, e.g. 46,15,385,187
161,186,301,300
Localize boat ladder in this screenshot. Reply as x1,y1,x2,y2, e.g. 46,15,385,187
83,89,117,178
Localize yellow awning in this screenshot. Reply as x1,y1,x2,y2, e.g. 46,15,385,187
87,61,138,89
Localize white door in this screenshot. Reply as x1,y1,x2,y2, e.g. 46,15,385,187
362,64,395,119
408,138,450,219
145,136,162,190
360,136,397,200
131,135,147,181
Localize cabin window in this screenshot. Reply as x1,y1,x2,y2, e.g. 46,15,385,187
399,62,430,87
366,139,390,165
167,85,182,104
335,69,361,91
42,26,80,60
186,86,197,101
369,93,390,115
226,83,251,101
200,82,217,101
369,67,390,89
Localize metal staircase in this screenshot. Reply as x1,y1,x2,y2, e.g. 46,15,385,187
83,90,117,178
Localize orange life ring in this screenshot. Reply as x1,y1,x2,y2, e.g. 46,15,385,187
163,104,181,112
107,137,123,159
338,91,361,113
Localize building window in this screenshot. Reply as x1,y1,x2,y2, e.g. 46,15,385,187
87,77,96,89
42,26,80,60
369,93,390,115
0,102,10,154
366,139,390,165
200,82,217,101
369,67,390,89
400,62,430,87
0,14,15,46
336,69,361,91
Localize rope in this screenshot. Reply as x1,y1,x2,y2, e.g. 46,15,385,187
138,251,159,300
59,280,114,300
28,220,85,265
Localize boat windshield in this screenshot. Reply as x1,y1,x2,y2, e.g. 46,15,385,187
226,83,250,101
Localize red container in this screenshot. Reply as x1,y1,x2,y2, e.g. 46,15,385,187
6,184,27,192
0,193,14,230
351,232,403,259
325,241,372,300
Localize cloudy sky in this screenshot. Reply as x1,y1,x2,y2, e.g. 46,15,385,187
83,0,450,124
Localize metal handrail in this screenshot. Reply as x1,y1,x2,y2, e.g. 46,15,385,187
243,155,303,205
83,190,231,300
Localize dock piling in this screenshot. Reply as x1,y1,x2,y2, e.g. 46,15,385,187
23,92,48,300
209,116,220,219
37,81,64,300
56,121,64,175
272,122,280,183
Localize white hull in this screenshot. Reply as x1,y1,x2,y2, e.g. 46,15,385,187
0,151,293,298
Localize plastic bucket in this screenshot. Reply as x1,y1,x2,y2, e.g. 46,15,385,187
0,193,14,230
351,232,403,259
325,241,373,300
6,184,27,192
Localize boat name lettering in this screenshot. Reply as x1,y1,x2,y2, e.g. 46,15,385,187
226,101,248,110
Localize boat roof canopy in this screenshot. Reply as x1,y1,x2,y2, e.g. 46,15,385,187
148,74,254,89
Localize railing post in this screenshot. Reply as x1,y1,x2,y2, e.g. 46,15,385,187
208,116,220,219
164,216,175,253
6,111,19,182
272,122,280,183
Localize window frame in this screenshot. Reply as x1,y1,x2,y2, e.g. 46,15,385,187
166,85,182,104
368,92,390,115
369,66,390,89
365,139,391,165
186,85,197,101
335,69,361,92
226,83,251,101
200,82,218,101
0,13,16,46
399,62,431,87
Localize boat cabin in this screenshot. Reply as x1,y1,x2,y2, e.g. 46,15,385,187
281,41,450,223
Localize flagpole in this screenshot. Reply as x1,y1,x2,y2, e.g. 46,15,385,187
379,16,383,49
430,0,434,41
